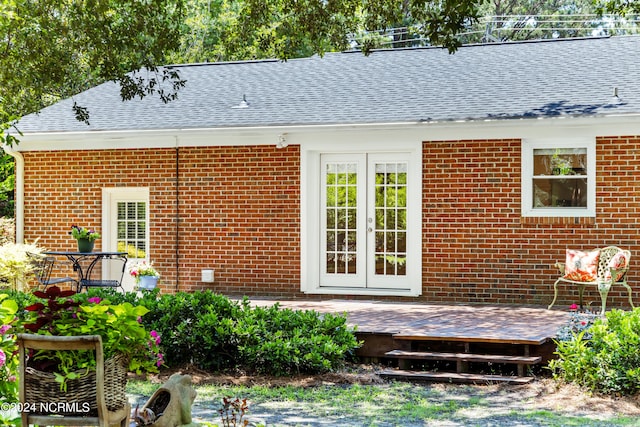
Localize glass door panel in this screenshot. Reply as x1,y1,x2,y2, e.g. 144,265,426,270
368,154,410,289
117,201,147,258
320,154,366,287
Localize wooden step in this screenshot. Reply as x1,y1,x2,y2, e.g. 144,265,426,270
384,349,542,377
378,369,534,385
385,350,541,365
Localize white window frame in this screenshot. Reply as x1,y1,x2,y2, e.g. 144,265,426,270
521,138,596,217
301,137,422,296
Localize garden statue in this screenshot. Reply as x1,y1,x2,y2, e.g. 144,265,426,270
135,374,197,427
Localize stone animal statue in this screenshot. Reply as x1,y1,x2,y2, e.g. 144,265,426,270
135,373,197,427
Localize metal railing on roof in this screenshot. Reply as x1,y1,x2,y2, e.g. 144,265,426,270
348,14,640,50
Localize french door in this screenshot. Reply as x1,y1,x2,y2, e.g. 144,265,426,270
102,188,150,291
320,153,411,290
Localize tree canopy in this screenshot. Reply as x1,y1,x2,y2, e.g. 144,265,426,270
596,0,640,15
1,0,487,143
0,0,186,146
0,0,637,218
2,0,637,141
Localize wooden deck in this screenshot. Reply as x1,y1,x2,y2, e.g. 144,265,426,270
250,299,570,345
251,300,571,383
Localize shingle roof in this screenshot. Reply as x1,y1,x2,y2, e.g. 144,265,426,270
16,36,640,133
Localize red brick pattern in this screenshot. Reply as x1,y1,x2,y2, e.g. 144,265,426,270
22,146,300,296
21,136,639,309
423,136,639,308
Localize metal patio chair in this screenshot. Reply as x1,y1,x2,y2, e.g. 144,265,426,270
77,253,127,293
28,253,78,290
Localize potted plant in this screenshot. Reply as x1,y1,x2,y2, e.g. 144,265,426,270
70,225,101,253
128,260,160,290
18,286,162,405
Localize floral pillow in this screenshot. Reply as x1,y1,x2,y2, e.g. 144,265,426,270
564,249,600,282
604,251,630,282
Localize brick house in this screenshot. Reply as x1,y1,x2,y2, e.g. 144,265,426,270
7,36,640,309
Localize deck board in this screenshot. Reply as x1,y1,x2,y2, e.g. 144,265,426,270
250,300,570,345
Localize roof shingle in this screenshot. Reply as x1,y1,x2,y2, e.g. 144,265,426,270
17,36,640,133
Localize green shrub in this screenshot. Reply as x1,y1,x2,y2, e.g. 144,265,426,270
185,292,248,370
0,294,19,404
0,242,42,291
82,289,361,376
549,308,640,394
236,305,360,375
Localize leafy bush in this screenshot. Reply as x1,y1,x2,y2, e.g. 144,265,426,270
550,308,640,394
17,287,162,387
83,289,360,376
0,294,19,404
237,305,360,375
0,242,42,291
555,308,599,342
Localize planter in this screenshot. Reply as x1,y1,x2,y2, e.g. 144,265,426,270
76,238,95,253
24,353,129,416
138,275,158,290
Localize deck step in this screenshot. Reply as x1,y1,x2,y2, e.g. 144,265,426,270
385,350,541,365
378,369,534,385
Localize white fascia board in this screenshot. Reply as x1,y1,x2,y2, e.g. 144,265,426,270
13,113,640,151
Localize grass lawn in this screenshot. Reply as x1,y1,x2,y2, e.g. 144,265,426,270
126,376,640,427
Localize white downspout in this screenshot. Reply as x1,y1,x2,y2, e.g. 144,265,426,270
3,144,24,243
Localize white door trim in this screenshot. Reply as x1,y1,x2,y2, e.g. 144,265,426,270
102,187,150,291
301,136,422,296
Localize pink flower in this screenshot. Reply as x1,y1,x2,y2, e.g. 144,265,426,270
88,297,101,304
581,321,587,326
7,374,16,382
150,331,161,345
137,316,142,323
0,349,5,368
0,324,10,334
569,304,578,311
156,353,164,367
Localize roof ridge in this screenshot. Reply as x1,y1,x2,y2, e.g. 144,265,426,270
169,35,626,66
344,34,616,56
167,58,282,69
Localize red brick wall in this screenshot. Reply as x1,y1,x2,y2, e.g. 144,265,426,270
22,146,301,296
175,146,300,294
21,136,640,308
423,136,640,309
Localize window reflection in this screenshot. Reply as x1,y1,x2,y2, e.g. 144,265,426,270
533,148,588,208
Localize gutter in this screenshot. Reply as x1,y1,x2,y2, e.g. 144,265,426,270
2,144,24,243
15,113,640,150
